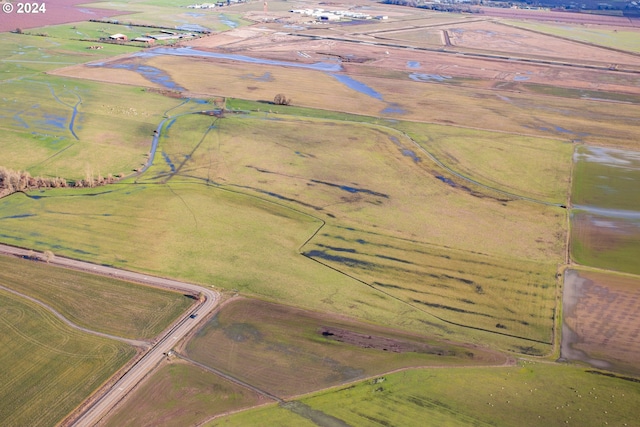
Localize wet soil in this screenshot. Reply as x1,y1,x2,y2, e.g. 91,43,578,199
319,326,451,355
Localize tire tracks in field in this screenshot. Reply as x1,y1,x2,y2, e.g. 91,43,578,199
175,353,283,403
0,244,220,427
0,284,149,348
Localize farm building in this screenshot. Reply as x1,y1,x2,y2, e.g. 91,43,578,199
109,33,128,41
318,13,340,21
148,33,195,40
132,37,155,44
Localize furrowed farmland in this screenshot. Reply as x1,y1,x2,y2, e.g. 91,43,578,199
0,255,193,339
0,253,194,424
0,288,135,426
0,0,639,425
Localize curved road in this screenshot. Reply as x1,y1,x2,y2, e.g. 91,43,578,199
0,243,219,427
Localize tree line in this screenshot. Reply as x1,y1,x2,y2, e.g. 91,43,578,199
0,167,117,198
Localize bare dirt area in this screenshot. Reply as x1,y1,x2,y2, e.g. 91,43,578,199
562,269,640,376
444,20,640,66
48,6,640,108
319,326,455,355
0,0,130,32
182,22,640,92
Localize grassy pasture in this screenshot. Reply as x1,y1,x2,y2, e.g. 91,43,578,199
0,32,138,80
148,112,567,262
0,289,135,427
55,52,354,116
103,360,265,427
504,20,640,53
0,74,182,179
209,363,640,427
396,121,573,204
149,109,562,343
298,363,640,427
0,255,192,339
0,102,567,351
24,21,197,44
185,298,507,398
304,225,558,344
0,183,553,353
207,404,316,427
564,269,640,376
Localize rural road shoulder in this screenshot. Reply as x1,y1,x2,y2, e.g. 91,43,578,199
0,243,220,427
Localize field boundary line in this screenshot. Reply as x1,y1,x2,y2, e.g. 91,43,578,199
0,283,149,347
176,354,283,403
496,20,640,59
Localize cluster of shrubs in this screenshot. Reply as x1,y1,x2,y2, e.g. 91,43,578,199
0,167,118,197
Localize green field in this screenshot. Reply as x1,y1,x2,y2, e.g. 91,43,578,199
304,225,558,343
0,75,185,180
1,183,514,350
0,32,137,79
0,255,192,339
397,121,573,204
0,289,135,427
209,363,640,427
146,112,568,262
24,21,199,45
2,2,640,425
0,104,568,350
146,109,565,342
0,30,189,182
104,361,264,427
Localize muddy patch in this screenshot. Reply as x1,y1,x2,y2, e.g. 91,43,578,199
281,401,352,427
562,270,640,375
319,326,452,355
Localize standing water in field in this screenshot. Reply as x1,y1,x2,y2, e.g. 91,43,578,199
570,145,640,274
331,74,383,100
133,48,343,72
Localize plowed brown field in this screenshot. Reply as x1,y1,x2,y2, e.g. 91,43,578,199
0,0,129,32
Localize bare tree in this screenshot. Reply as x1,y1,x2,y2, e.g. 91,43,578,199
43,250,55,263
